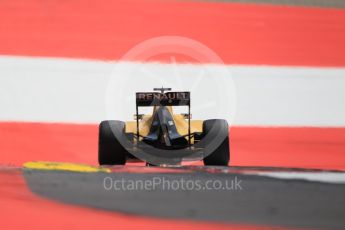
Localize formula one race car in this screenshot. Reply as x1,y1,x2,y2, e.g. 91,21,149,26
98,87,229,166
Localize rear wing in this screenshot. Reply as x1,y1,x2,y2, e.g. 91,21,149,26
135,89,191,144
136,92,190,107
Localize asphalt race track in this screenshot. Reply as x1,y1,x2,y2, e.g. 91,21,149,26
23,165,345,230
208,0,345,8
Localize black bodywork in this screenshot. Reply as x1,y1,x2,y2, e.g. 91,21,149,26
136,87,193,150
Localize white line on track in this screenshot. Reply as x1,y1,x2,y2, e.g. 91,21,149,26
254,171,345,184
1,55,345,126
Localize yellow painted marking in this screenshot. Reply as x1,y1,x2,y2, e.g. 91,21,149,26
23,161,110,173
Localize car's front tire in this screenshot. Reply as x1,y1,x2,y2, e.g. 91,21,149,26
98,120,127,165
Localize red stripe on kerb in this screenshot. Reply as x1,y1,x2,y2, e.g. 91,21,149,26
230,127,345,170
1,122,344,170
0,0,345,66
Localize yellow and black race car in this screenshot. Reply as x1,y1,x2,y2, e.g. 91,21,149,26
98,87,229,166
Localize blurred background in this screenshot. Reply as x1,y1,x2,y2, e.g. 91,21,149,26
1,1,345,230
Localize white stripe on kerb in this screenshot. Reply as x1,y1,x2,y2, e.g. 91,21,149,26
255,172,345,184
1,55,345,126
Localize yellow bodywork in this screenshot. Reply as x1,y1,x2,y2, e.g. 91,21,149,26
125,106,203,144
